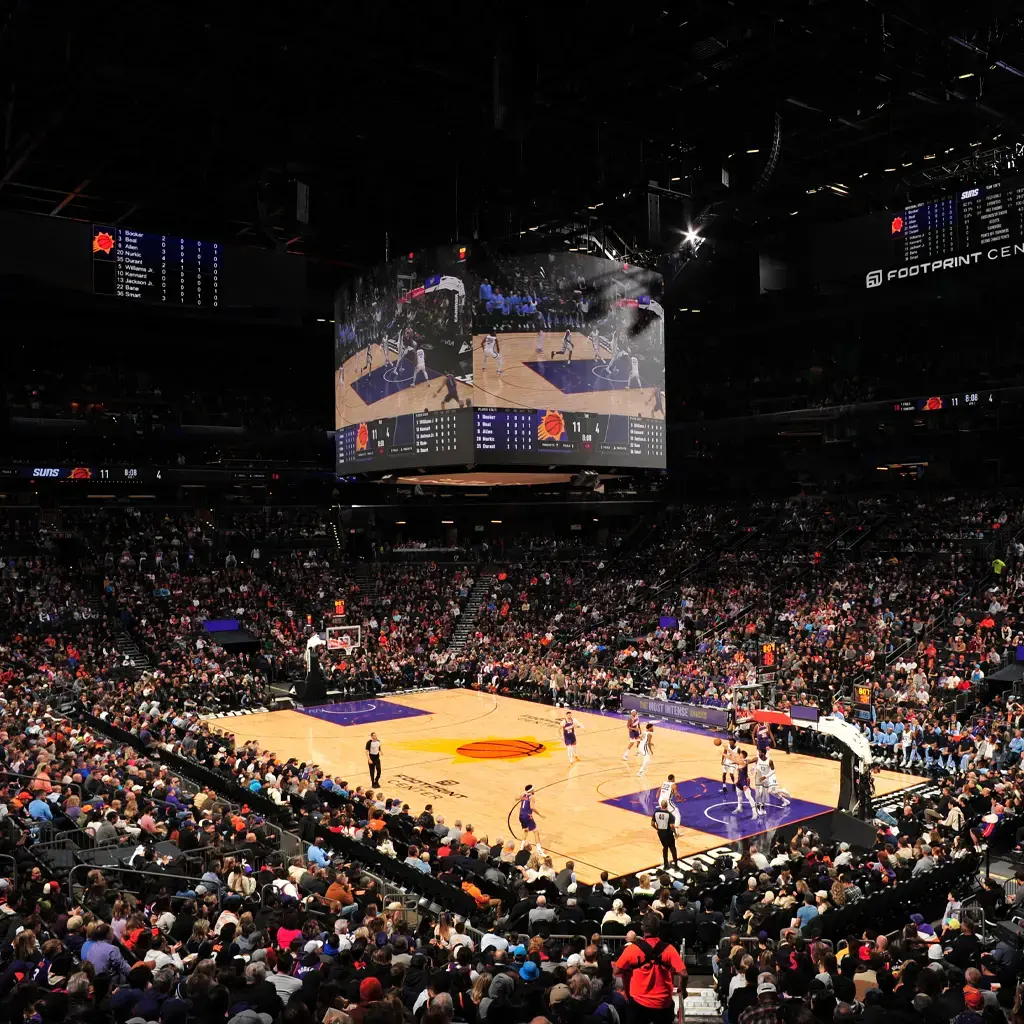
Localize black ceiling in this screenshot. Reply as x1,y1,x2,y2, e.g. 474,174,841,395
3,1,1024,271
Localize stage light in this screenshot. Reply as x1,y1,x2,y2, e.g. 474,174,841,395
901,161,913,167
684,228,700,242
442,520,453,524
679,307,688,312
491,519,502,524
884,167,896,172
671,176,680,181
790,210,798,216
970,140,982,147
858,172,869,178
923,154,936,160
691,308,701,313
746,148,760,154
395,520,406,525
958,72,974,78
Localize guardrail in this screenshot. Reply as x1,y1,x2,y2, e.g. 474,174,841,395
68,862,222,910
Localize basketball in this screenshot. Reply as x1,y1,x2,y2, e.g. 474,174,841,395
713,737,723,746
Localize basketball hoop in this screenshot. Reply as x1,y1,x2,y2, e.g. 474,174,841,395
326,623,361,655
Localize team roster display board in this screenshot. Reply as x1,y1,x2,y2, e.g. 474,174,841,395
92,225,221,307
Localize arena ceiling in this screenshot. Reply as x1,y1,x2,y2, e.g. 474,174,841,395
2,2,1024,269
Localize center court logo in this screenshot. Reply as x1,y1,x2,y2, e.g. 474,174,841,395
865,269,883,289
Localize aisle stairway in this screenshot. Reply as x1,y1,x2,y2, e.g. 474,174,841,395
446,572,494,654
84,578,150,671
680,988,723,1022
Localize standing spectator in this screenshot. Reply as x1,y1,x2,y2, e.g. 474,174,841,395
612,912,687,1024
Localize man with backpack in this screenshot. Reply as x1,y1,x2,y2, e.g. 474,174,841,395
612,913,687,1024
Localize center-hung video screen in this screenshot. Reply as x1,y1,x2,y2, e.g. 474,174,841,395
334,249,667,474
467,253,666,466
334,248,474,471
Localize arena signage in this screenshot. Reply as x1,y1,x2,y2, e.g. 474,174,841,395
621,693,731,729
865,243,1024,288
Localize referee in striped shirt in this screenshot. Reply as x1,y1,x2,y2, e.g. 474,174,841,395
652,800,680,869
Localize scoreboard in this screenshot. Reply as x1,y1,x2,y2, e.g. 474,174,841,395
92,225,221,307
891,177,1024,266
335,409,471,470
474,408,665,467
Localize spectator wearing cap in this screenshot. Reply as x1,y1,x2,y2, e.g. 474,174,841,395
833,842,853,868
737,974,782,1024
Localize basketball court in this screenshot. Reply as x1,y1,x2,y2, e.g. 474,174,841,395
335,348,472,428
473,332,663,417
212,691,921,882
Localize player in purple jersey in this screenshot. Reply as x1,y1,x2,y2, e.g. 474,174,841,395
622,709,642,760
733,750,758,815
517,784,543,851
754,721,774,757
435,372,461,408
558,710,586,763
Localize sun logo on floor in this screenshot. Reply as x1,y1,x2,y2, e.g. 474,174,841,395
456,739,547,760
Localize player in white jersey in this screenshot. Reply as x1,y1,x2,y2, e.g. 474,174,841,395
481,332,504,375
551,329,574,364
413,348,428,384
590,330,603,362
753,751,790,814
362,344,373,374
536,312,545,354
637,722,655,776
658,774,682,824
627,355,641,389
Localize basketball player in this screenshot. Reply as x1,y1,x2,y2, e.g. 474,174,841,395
362,344,373,375
622,708,642,760
518,784,543,851
397,327,415,364
627,354,642,389
652,800,679,869
435,372,461,408
658,774,682,824
607,333,626,371
551,328,574,364
381,335,395,367
481,332,504,376
535,312,545,354
754,721,775,758
413,347,429,384
589,329,604,363
558,710,585,763
637,722,655,776
733,749,758,815
649,385,664,418
753,750,791,815
721,737,743,793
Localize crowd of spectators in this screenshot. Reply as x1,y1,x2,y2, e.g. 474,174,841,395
1,498,1024,1022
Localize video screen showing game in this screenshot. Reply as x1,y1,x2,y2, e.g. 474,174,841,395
468,252,664,419
334,250,473,432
